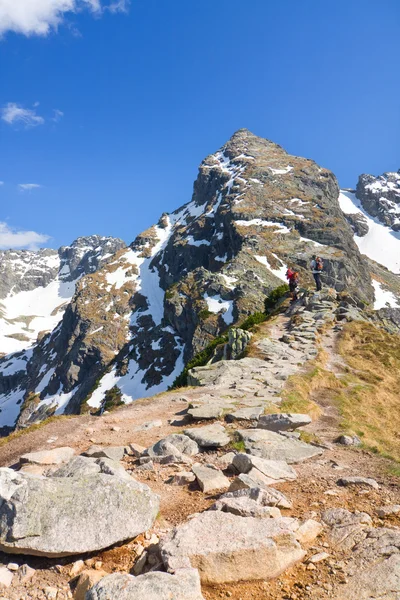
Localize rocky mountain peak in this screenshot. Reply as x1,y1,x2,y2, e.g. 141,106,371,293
356,169,400,230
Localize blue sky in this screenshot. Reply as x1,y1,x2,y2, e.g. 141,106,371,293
0,0,399,250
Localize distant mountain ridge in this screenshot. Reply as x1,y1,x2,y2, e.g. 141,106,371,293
0,129,399,433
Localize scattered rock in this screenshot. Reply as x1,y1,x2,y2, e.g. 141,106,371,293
19,447,75,466
169,472,196,486
134,420,163,431
17,564,36,583
225,407,264,422
192,463,230,494
82,445,125,462
232,453,297,483
211,496,281,519
238,429,323,463
184,424,230,448
69,560,85,577
74,569,108,600
0,467,159,557
214,452,235,470
187,405,223,420
257,413,312,432
337,476,379,490
294,519,323,544
146,434,199,458
128,443,146,457
336,434,362,446
160,511,305,583
322,508,372,551
376,504,400,517
0,567,13,588
85,569,205,600
307,552,330,563
6,563,19,571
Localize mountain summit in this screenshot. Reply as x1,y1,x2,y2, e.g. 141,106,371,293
0,130,398,432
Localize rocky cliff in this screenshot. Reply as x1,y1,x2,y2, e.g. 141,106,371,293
1,129,399,432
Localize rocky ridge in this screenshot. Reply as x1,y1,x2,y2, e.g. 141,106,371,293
3,129,397,432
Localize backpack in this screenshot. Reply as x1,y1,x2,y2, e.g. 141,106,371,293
316,258,323,271
286,268,294,281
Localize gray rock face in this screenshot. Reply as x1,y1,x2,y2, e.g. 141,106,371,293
238,428,323,463
86,569,205,600
0,467,159,557
184,423,230,448
257,413,312,432
146,434,199,458
160,511,305,583
356,169,400,230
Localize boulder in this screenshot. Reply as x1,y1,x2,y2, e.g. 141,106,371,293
0,467,159,557
82,445,125,462
85,569,205,600
257,413,312,432
211,496,281,519
19,447,75,466
48,456,100,478
221,486,292,509
232,453,297,482
160,511,305,583
146,434,199,458
238,429,323,463
184,424,230,448
225,406,264,422
192,464,230,494
322,508,372,551
187,405,223,420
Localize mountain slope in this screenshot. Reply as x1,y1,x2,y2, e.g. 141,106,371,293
1,129,398,432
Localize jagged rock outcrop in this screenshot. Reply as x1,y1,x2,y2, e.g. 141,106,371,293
0,129,383,431
356,169,400,230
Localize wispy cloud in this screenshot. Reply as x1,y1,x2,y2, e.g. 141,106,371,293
51,109,64,122
18,183,42,192
0,0,130,38
1,102,45,127
0,222,50,250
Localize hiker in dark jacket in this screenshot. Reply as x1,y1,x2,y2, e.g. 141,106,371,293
310,255,323,291
286,267,299,302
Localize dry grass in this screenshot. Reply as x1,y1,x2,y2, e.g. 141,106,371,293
279,358,340,420
337,322,400,462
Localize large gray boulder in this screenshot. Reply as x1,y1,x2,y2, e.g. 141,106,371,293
238,428,323,463
232,453,297,483
19,447,75,466
0,467,159,557
85,569,205,600
160,511,305,584
184,423,230,448
146,434,199,458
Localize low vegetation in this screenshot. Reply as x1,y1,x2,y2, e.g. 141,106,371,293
170,284,291,389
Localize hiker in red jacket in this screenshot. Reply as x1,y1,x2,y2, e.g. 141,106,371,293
286,268,299,302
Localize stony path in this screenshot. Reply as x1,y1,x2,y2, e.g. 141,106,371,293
0,290,399,600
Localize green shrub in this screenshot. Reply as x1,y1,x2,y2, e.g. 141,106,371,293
239,311,268,330
103,385,123,412
264,283,289,312
198,309,213,320
171,333,229,389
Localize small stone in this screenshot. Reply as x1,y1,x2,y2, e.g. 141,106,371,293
18,564,36,583
0,567,13,588
6,563,19,571
129,443,146,457
111,426,121,432
44,587,58,600
192,463,230,494
307,552,330,564
74,570,108,600
376,504,400,517
70,560,84,577
132,551,148,575
134,420,163,432
94,561,103,570
337,476,379,490
294,520,323,544
170,471,196,486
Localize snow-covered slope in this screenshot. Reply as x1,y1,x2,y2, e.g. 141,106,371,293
0,236,126,356
339,190,400,274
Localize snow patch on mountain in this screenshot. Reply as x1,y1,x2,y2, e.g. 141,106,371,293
372,280,400,310
339,190,400,274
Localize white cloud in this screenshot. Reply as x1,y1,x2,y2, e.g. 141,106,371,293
0,0,130,37
0,222,50,250
18,183,42,192
1,102,45,127
51,109,64,122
